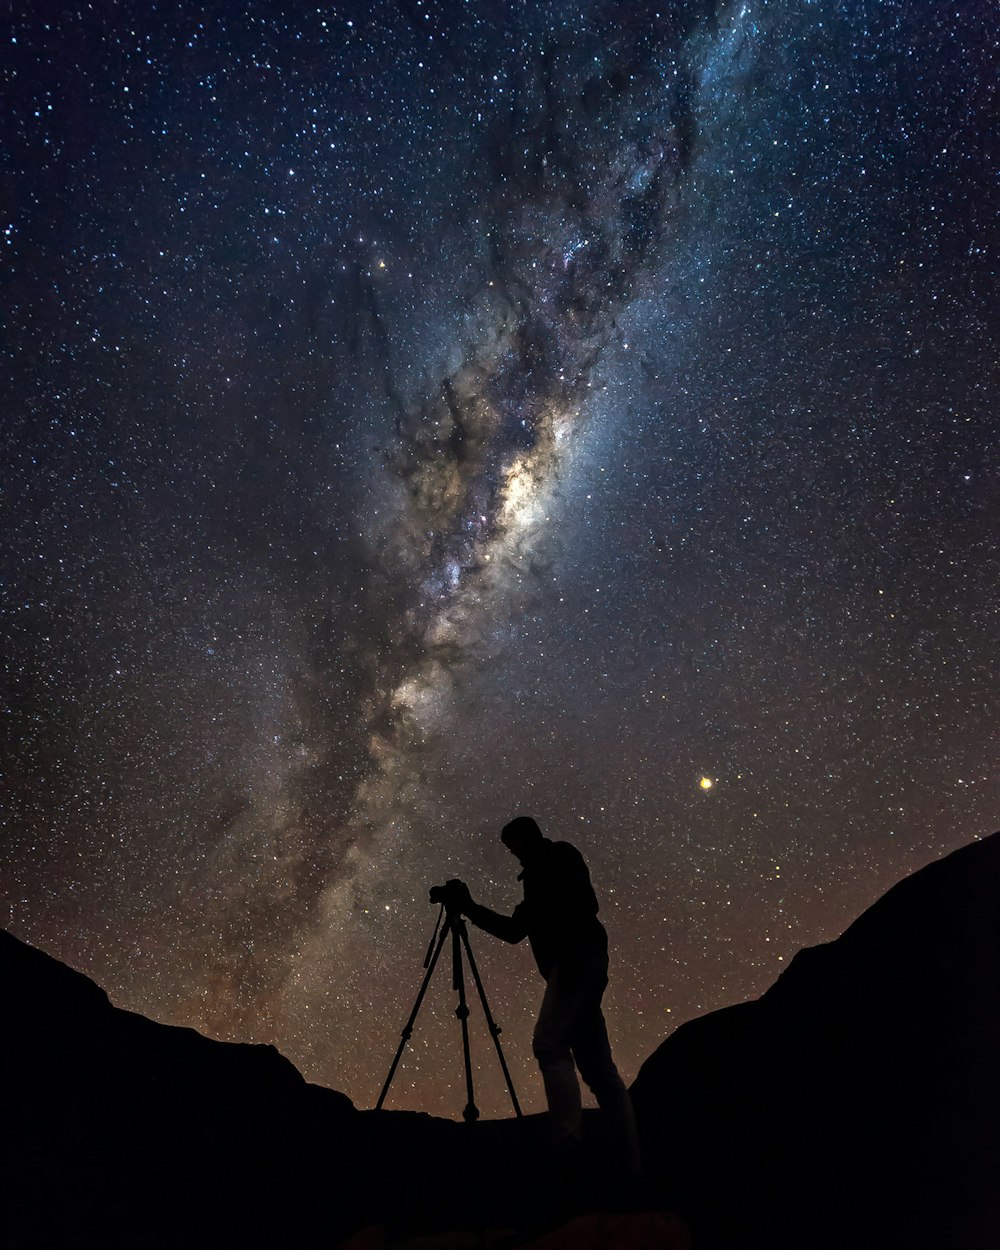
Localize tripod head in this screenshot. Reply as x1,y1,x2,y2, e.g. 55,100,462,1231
424,880,470,968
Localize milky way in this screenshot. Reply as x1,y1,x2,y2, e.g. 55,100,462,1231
3,0,997,1117
292,1,756,1056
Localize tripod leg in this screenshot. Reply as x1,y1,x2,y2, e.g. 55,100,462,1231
375,915,452,1111
452,920,479,1123
458,920,523,1118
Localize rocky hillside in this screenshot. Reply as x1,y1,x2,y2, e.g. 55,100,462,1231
0,928,677,1248
632,830,1000,1248
5,831,998,1249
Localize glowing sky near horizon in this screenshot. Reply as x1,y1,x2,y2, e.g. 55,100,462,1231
2,0,997,1118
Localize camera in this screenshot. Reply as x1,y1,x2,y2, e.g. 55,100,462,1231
429,878,469,910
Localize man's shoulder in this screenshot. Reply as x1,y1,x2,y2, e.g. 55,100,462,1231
547,839,585,864
526,838,586,876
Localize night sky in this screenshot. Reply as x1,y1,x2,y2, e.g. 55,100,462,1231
3,0,997,1118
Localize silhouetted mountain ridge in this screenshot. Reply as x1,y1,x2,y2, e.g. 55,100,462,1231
4,831,998,1249
632,829,1000,1248
0,927,668,1248
1,927,362,1248
3,927,316,1099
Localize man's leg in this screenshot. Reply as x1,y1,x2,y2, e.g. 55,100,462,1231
532,972,583,1145
572,1005,642,1179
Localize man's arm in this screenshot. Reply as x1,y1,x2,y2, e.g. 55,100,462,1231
464,897,530,945
457,895,527,940
444,879,529,944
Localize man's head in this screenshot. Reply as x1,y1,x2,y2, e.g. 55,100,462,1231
501,815,543,863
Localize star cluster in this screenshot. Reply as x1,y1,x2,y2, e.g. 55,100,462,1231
2,0,996,1118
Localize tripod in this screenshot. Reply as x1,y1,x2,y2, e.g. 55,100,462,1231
376,903,522,1122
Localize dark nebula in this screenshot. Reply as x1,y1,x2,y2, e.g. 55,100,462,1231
2,0,996,1117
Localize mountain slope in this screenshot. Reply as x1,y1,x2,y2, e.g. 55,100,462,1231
631,831,1000,1248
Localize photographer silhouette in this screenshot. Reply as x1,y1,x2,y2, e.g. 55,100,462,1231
454,816,640,1176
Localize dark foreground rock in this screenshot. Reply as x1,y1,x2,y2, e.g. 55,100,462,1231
5,833,998,1249
0,928,674,1249
631,830,1000,1249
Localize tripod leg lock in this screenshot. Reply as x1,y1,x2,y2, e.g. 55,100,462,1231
455,1004,470,1021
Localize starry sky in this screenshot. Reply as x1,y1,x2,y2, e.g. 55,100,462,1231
3,0,997,1118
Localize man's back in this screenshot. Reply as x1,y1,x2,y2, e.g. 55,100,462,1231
515,838,606,978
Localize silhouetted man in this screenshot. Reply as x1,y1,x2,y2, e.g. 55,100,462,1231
453,816,640,1175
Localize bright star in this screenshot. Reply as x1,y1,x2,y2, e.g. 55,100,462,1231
699,776,714,791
